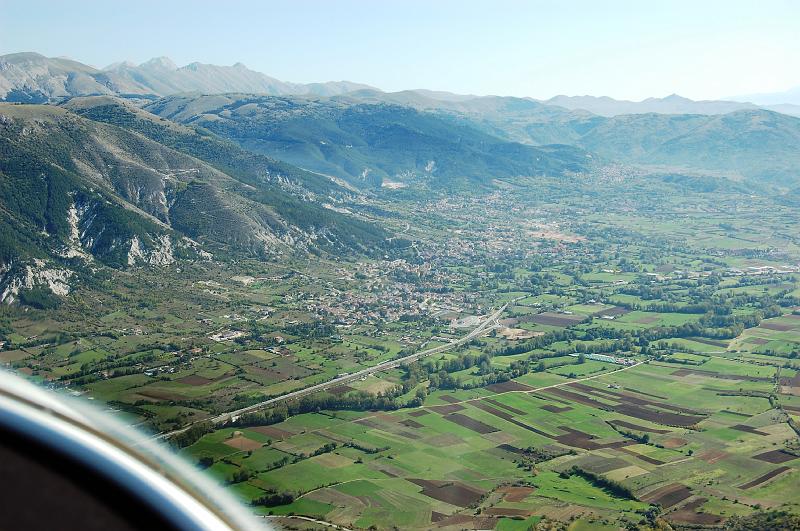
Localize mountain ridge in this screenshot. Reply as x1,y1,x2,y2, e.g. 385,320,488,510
143,93,595,189
543,94,766,116
730,85,800,106
4,52,800,119
0,52,376,102
330,90,800,185
0,100,391,302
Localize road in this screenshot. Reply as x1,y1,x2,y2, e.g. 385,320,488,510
156,303,508,440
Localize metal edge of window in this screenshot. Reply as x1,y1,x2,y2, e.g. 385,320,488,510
0,369,268,531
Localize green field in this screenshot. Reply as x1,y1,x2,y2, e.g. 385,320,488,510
3,169,800,530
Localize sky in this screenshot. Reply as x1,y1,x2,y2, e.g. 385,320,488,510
2,0,799,101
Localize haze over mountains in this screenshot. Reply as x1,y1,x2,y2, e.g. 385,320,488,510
0,52,374,103
732,86,800,106
1,52,799,117
541,94,800,118
2,50,800,302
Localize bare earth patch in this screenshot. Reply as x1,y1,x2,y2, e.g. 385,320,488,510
738,466,791,489
641,483,693,508
177,375,214,386
485,380,534,393
498,326,543,340
730,424,769,436
662,437,688,449
429,404,466,415
443,413,499,434
668,497,723,525
223,435,263,451
526,312,586,327
752,449,799,464
409,478,485,507
497,485,535,503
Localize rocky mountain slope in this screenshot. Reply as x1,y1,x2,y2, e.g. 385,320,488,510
0,101,389,304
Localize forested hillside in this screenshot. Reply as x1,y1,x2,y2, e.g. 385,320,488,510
144,94,594,189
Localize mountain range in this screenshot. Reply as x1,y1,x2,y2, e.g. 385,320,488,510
0,52,374,103
148,89,796,187
731,86,800,106
542,94,800,117
2,52,799,118
143,94,593,189
2,50,800,305
324,90,800,185
0,98,392,303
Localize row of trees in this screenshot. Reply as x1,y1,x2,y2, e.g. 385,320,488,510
231,389,408,429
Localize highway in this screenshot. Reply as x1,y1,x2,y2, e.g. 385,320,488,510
156,302,507,440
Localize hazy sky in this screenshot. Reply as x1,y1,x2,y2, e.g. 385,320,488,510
2,0,798,100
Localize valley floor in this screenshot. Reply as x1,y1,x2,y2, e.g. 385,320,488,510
3,177,800,530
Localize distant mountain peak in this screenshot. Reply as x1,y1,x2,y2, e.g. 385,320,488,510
103,60,137,70
661,93,690,102
140,56,178,70
1,51,47,62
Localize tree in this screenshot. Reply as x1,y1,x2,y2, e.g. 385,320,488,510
229,467,252,484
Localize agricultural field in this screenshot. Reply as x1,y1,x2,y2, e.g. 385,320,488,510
2,177,800,529
185,357,800,530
